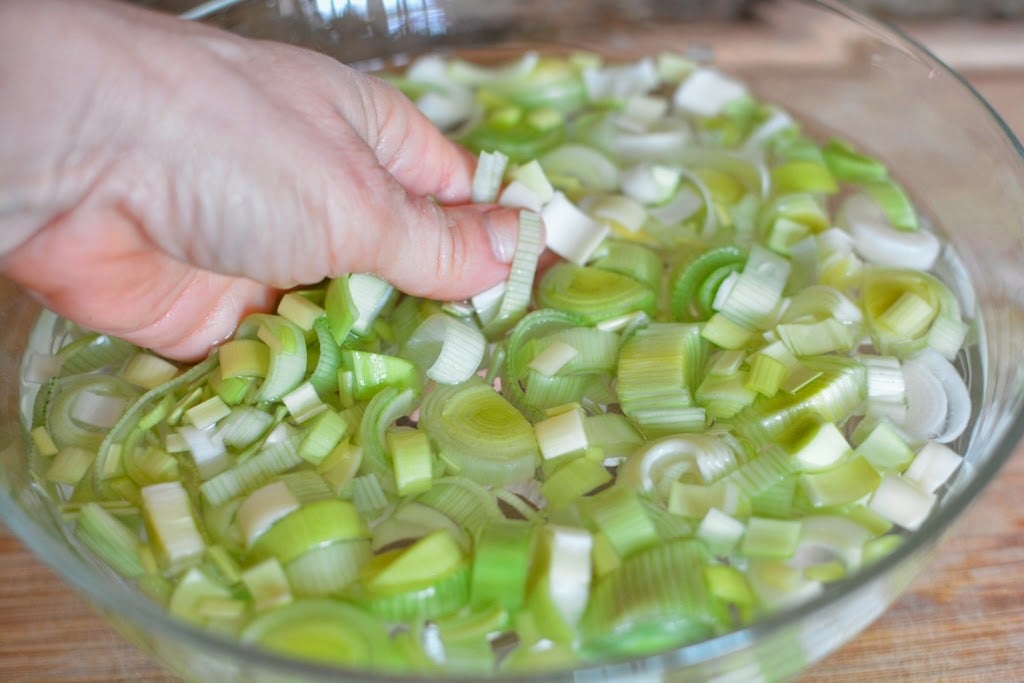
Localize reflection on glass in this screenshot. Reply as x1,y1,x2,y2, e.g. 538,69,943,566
314,0,447,35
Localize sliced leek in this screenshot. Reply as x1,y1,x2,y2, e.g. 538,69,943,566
27,49,979,677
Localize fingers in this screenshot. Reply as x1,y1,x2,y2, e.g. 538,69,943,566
331,67,478,205
368,202,524,301
3,206,277,362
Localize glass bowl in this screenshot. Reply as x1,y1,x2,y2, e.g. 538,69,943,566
3,0,1024,681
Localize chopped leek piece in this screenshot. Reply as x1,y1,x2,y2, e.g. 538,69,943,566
904,441,962,493
581,539,719,657
867,474,936,531
30,425,59,457
534,407,588,462
298,409,350,465
387,426,434,496
740,517,802,559
241,557,293,612
141,481,206,570
76,502,145,578
251,499,369,565
46,446,94,485
121,353,179,390
800,457,882,508
277,292,326,332
419,380,540,486
363,529,465,594
237,480,300,548
540,455,613,509
541,192,611,265
470,519,534,612
580,485,659,559
241,599,391,668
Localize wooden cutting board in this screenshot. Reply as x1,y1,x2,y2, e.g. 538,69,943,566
3,19,1024,683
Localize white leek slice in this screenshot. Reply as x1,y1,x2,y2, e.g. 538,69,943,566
277,292,326,332
168,568,232,625
471,150,510,204
612,126,692,163
781,285,863,327
185,396,231,430
241,557,293,612
528,340,579,377
471,281,506,327
900,350,970,444
744,108,796,149
70,390,127,429
120,353,178,390
868,473,935,531
696,508,745,555
419,380,540,486
416,86,475,131
618,94,669,129
863,355,906,405
673,67,748,117
403,313,485,385
620,434,737,503
713,245,791,329
541,192,610,265
677,169,717,239
45,446,94,485
792,516,872,570
790,422,851,472
540,145,620,193
141,481,206,568
405,54,451,86
904,441,963,493
200,430,303,505
177,424,230,480
484,211,544,334
540,525,593,627
620,163,680,205
648,185,703,226
582,58,659,101
347,274,395,336
511,159,555,204
588,194,647,233
534,407,588,461
446,51,541,87
281,381,327,423
238,481,301,548
499,181,544,213
248,316,307,403
840,193,940,271
656,51,697,83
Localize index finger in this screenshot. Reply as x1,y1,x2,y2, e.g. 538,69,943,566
345,70,477,204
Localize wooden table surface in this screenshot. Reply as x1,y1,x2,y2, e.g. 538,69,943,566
4,18,1024,683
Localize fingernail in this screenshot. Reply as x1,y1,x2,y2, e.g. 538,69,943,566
483,207,520,264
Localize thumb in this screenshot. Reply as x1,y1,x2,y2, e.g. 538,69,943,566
368,201,525,301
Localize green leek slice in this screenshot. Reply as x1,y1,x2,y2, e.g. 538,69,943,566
580,539,720,657
250,499,370,565
241,599,394,668
419,380,540,486
537,263,656,325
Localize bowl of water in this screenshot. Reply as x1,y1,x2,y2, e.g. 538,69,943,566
3,1,1024,681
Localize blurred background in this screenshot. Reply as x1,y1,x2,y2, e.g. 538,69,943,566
140,0,1024,20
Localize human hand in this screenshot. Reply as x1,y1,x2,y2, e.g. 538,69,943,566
0,0,522,361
